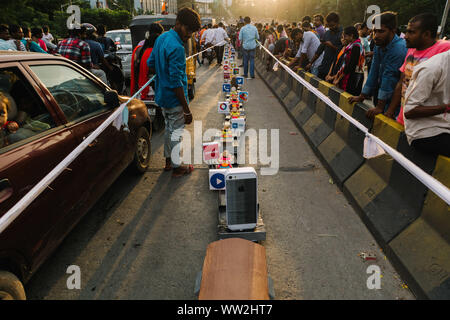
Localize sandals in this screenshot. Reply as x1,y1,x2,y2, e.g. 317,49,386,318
172,165,194,177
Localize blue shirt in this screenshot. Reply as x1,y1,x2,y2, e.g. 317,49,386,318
20,39,47,53
148,29,188,109
0,39,16,51
362,34,407,110
239,24,259,50
85,39,104,65
316,27,343,76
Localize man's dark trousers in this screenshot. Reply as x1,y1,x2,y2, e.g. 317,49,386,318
215,45,225,64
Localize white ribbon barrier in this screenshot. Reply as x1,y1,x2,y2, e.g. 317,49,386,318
258,42,450,205
185,40,228,61
0,40,232,235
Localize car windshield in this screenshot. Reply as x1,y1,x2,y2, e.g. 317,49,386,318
106,32,132,45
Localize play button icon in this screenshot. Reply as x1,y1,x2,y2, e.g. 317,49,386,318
210,172,226,190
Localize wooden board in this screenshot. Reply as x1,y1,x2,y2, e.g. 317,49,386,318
199,238,270,300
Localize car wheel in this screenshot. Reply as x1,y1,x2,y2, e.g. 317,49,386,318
132,127,151,174
188,84,195,101
0,271,26,300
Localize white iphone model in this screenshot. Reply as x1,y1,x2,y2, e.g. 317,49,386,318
225,168,258,231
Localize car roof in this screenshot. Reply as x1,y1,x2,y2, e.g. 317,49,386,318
0,50,64,63
130,14,177,27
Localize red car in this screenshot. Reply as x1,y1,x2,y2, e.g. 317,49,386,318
0,51,152,299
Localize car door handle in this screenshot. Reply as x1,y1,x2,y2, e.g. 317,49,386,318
0,179,13,203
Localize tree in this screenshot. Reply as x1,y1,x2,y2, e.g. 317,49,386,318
107,0,134,12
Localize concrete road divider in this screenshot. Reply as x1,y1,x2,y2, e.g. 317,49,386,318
318,96,373,186
270,69,284,96
389,155,450,299
254,51,449,299
344,115,438,245
302,80,338,147
274,68,292,100
291,71,319,127
282,71,303,112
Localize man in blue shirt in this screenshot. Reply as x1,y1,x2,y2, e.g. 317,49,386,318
148,8,201,177
0,24,17,51
239,16,259,79
83,25,112,85
349,12,407,119
306,12,342,79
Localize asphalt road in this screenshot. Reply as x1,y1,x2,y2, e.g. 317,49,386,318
26,58,415,300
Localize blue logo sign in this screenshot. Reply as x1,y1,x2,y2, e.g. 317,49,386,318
236,77,244,85
239,91,249,102
210,173,225,189
223,83,231,92
232,122,238,129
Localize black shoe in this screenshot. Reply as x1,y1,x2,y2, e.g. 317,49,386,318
239,64,243,67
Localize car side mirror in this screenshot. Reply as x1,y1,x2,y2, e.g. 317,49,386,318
104,90,120,109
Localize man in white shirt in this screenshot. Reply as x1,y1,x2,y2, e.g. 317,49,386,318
201,24,215,47
403,50,450,156
42,26,54,43
213,22,229,65
201,24,216,64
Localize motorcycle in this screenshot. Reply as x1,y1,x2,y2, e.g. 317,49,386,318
202,43,216,65
102,51,126,95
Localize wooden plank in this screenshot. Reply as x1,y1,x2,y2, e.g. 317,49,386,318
199,238,269,300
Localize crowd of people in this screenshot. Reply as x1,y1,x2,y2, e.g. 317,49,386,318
194,18,259,79
228,11,449,157
0,22,123,90
0,24,56,53
1,7,449,159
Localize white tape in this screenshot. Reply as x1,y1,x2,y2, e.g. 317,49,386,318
258,42,450,205
186,40,228,61
364,136,386,159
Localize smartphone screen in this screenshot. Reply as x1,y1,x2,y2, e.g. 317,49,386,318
226,178,257,225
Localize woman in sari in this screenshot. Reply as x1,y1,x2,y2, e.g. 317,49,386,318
130,23,164,100
326,26,365,96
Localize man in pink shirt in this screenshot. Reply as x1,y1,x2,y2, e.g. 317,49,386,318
384,13,450,124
